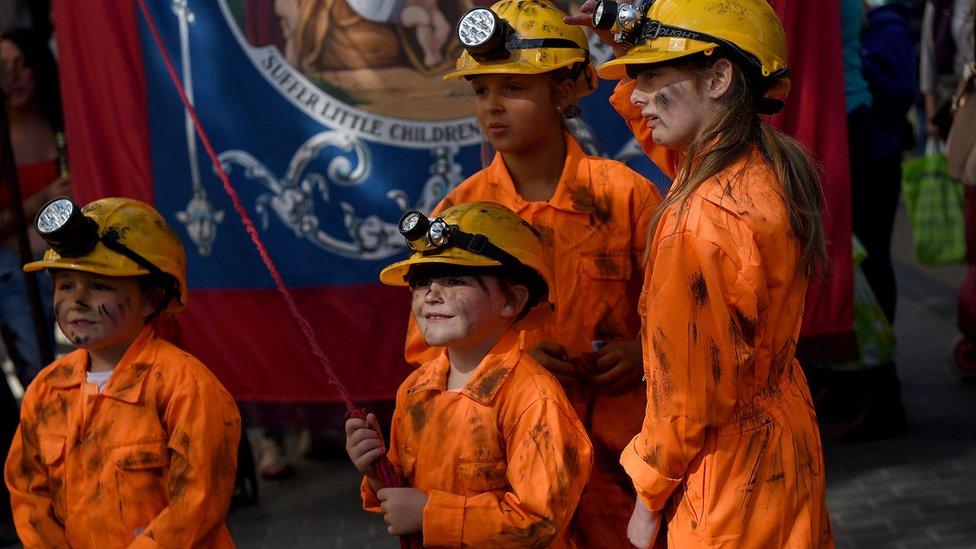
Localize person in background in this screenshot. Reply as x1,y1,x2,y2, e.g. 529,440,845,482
920,0,975,140
834,0,919,443
0,26,68,387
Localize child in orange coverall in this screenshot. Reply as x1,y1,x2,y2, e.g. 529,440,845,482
5,197,241,548
404,2,663,544
569,0,834,546
346,201,593,547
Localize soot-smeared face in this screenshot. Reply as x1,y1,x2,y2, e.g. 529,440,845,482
630,65,709,151
411,274,514,351
54,270,151,353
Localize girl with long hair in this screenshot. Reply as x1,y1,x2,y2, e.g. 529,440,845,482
571,0,833,545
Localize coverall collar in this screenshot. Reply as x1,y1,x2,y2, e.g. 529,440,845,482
486,131,590,215
405,330,521,405
43,325,159,404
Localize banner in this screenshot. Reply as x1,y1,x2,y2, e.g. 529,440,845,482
54,0,854,402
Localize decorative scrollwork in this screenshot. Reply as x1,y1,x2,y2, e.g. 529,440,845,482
217,132,463,260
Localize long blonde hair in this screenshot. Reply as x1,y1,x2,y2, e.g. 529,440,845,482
647,56,828,279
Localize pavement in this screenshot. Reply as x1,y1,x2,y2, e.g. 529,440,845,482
2,204,973,548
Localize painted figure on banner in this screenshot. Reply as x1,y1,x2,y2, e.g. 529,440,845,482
243,0,582,120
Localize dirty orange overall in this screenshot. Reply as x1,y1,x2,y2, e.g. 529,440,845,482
619,149,833,547
5,326,242,548
404,133,661,546
363,332,593,547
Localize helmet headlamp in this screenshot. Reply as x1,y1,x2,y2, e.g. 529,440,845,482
34,196,171,279
592,0,652,47
35,197,100,258
456,7,587,63
398,210,430,242
397,209,521,267
458,8,507,59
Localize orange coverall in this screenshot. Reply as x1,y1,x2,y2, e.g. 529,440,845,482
404,133,662,546
363,331,593,547
619,148,833,546
5,325,241,548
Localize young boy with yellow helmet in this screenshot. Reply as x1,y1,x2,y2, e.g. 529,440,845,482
4,197,241,547
346,202,592,547
405,2,663,544
570,0,833,546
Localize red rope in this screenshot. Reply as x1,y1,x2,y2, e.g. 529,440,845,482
135,3,419,546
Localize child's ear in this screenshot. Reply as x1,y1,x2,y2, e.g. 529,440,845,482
554,79,574,113
499,284,529,320
139,287,162,320
705,58,734,100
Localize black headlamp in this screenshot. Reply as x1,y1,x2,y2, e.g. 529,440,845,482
35,197,100,258
398,210,522,267
457,7,585,63
592,0,653,47
34,197,169,278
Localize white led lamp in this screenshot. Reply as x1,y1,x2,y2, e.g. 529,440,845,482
35,197,101,258
457,7,584,62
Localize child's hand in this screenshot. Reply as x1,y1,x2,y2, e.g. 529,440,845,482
344,413,385,481
529,340,579,383
589,340,644,395
563,0,631,57
377,487,427,536
627,497,662,548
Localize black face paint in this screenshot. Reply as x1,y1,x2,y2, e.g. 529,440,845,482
653,89,671,109
98,303,117,326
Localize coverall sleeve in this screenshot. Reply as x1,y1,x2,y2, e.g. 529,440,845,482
128,381,241,548
422,397,593,548
621,231,757,511
632,178,662,257
4,398,71,548
404,315,439,367
609,79,678,180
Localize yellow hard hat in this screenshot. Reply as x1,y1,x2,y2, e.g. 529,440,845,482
596,0,790,111
445,0,599,99
381,201,554,321
26,197,188,314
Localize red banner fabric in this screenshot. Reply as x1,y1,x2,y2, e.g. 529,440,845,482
53,0,153,205
770,0,858,363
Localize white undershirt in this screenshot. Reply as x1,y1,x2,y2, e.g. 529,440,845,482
86,370,113,392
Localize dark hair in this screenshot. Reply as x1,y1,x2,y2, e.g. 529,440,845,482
2,27,63,131
638,52,828,279
138,273,180,321
405,262,548,321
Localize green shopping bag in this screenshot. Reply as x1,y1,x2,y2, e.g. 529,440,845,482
852,238,896,367
901,142,966,264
